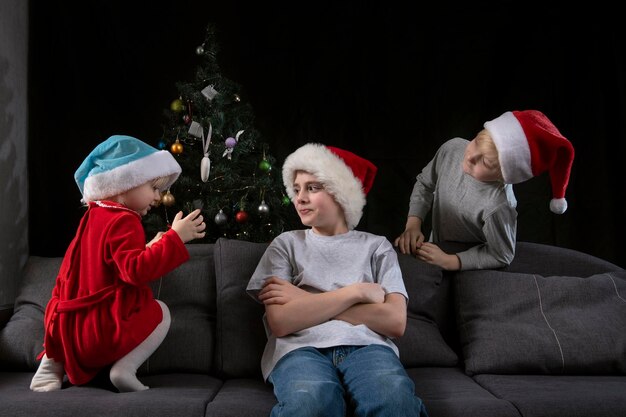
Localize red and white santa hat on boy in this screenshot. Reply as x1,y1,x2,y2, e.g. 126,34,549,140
484,110,575,214
282,143,378,229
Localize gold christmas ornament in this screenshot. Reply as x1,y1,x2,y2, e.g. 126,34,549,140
170,98,185,112
161,190,176,207
170,138,183,155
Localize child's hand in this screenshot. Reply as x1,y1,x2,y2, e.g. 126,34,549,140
171,209,206,243
394,217,424,255
352,282,385,304
416,242,460,271
259,277,309,305
146,231,165,248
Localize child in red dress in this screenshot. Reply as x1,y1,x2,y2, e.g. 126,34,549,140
30,135,206,392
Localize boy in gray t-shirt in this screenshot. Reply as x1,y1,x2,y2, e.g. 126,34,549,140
246,143,428,417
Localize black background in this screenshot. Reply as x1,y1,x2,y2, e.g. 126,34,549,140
28,1,626,268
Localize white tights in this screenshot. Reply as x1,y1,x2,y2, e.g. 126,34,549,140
30,353,64,392
30,300,171,393
110,300,171,392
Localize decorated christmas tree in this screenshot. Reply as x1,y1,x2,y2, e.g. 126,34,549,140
142,23,299,243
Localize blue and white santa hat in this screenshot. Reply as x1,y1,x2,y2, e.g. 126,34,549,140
74,135,182,203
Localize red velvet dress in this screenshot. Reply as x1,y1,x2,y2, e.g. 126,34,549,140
40,201,189,385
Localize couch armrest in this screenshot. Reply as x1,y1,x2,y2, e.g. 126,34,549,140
0,304,13,330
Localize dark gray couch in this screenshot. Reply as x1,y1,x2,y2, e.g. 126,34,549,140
1,238,625,417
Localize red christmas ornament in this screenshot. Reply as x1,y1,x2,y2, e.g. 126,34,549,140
183,100,193,125
235,210,249,223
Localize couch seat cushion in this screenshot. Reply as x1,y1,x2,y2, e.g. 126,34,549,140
0,372,222,417
204,378,276,417
474,374,626,417
407,367,520,417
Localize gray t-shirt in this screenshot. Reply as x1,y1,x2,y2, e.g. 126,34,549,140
408,137,517,270
246,229,408,380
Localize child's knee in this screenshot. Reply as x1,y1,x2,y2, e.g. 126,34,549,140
278,381,344,417
156,300,171,327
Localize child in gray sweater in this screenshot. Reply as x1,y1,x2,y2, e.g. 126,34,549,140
395,110,574,270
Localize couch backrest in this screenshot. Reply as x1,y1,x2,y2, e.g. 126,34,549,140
454,241,626,376
504,241,622,276
141,243,216,375
435,241,626,355
210,238,625,378
0,244,218,376
3,238,622,379
0,256,61,370
213,238,269,379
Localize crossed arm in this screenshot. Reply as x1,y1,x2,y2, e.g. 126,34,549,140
259,276,407,339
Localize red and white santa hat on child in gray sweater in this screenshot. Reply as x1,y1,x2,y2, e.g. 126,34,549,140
484,110,575,214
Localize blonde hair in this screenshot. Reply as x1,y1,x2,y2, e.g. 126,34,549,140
475,129,503,179
151,176,171,191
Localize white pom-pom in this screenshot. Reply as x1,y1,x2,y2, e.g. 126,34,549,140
550,198,567,214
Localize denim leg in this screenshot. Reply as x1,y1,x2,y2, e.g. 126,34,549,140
338,345,429,417
268,347,346,417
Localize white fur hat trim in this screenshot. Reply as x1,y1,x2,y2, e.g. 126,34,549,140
282,143,366,230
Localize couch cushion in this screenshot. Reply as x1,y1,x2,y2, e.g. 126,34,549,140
140,244,216,375
214,238,269,379
0,256,61,371
407,367,521,417
504,241,624,276
204,378,276,417
474,374,626,417
456,269,626,375
395,251,459,367
0,372,222,417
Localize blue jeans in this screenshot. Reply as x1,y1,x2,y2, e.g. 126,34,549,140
268,345,429,417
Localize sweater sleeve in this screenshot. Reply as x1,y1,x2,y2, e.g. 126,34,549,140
246,234,293,301
455,203,517,270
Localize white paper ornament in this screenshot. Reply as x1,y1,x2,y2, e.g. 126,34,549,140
201,84,218,101
188,121,204,139
200,123,213,182
201,154,211,182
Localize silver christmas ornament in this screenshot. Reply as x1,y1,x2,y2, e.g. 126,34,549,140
214,209,228,226
257,200,270,216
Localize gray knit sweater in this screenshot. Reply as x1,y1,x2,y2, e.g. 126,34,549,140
408,138,517,270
